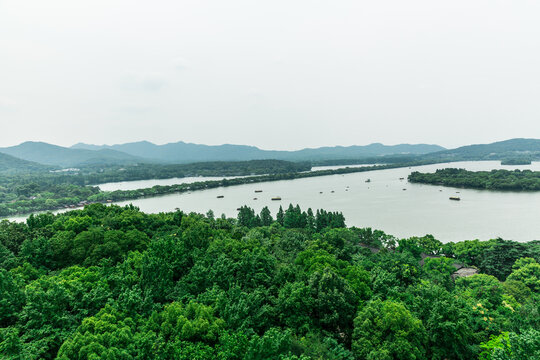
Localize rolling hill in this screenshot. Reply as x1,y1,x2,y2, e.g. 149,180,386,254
4,138,540,172
0,152,50,173
423,138,540,161
0,142,146,167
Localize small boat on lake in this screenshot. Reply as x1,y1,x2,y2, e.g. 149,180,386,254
217,195,224,198
449,196,461,201
255,190,263,193
253,198,258,200
365,179,371,183
399,177,405,180
271,196,282,201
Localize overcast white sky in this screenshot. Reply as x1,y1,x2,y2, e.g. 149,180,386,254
1,0,539,150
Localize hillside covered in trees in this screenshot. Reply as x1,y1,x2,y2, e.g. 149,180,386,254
1,204,539,359
0,153,50,174
408,168,540,191
421,138,540,162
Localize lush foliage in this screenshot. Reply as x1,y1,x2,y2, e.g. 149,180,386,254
0,203,539,359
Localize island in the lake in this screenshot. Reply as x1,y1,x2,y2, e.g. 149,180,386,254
408,168,540,191
501,158,532,165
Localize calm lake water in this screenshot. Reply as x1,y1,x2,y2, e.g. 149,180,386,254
97,176,244,191
6,161,540,243
97,167,374,191
310,164,376,171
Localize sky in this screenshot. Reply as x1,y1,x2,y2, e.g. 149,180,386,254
1,0,540,150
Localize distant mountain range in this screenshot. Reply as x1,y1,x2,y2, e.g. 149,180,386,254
71,141,445,164
3,138,540,170
0,142,144,167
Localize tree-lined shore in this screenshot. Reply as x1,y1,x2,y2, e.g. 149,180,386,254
408,168,540,191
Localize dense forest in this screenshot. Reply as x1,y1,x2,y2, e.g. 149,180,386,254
408,168,540,191
0,203,539,359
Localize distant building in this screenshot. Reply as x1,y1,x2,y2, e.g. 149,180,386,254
452,266,479,279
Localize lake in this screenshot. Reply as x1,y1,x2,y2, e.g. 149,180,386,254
97,176,244,191
103,161,540,243
7,161,540,242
